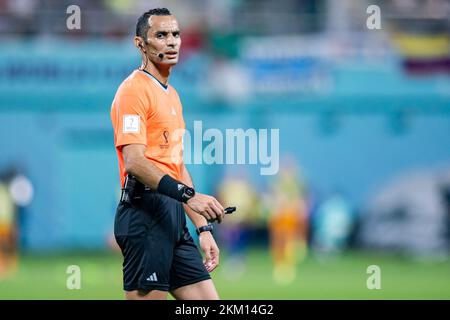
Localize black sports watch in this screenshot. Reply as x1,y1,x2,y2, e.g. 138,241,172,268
181,186,195,203
196,224,213,236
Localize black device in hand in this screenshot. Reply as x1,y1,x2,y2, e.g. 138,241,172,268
224,206,236,214
207,206,236,223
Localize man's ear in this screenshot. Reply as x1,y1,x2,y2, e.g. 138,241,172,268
134,36,146,53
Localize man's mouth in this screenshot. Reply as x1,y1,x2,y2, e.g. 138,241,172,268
165,51,178,57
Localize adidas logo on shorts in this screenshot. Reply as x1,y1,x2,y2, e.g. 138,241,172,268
146,272,158,282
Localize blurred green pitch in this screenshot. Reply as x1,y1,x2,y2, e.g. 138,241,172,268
0,249,449,300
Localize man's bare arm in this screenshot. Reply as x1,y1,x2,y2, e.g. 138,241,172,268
123,144,225,222
181,165,210,227
181,164,221,272
122,144,165,189
181,164,224,223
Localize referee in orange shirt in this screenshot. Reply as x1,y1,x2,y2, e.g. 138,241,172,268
110,8,225,300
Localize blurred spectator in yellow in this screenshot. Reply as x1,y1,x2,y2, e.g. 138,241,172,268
0,178,16,278
216,170,260,280
0,167,33,278
266,161,308,285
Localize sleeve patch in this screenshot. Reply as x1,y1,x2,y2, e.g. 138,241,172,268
123,115,140,133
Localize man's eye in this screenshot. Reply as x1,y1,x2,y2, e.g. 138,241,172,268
157,33,164,38
173,32,180,37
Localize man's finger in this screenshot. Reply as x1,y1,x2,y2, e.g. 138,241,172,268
210,248,219,271
209,202,223,223
205,244,219,271
214,199,225,214
213,199,225,222
204,248,211,263
209,255,219,272
204,247,213,271
202,207,213,221
206,205,219,222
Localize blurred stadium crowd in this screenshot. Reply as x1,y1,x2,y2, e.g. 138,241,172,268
0,0,449,283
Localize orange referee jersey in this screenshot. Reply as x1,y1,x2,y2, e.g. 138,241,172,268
110,69,185,187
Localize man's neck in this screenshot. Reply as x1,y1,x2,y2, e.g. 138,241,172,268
143,62,171,86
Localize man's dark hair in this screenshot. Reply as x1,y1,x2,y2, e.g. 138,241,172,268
136,8,172,39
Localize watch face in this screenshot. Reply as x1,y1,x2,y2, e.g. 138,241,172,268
184,187,195,198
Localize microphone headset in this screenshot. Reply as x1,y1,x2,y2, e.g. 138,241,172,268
138,40,164,70
139,42,164,59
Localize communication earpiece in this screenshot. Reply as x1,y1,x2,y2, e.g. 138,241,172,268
138,41,146,53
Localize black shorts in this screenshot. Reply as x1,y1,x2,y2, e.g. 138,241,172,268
114,191,211,292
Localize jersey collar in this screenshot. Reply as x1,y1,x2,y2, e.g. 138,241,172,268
139,69,169,93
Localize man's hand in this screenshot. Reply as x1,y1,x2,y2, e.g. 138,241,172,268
199,231,220,272
187,193,225,223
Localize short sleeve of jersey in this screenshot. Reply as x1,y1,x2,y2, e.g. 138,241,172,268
113,88,148,148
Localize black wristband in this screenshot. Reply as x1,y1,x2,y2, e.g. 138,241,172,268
196,224,213,236
157,174,195,203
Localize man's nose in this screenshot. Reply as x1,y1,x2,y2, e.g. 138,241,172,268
166,35,178,47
